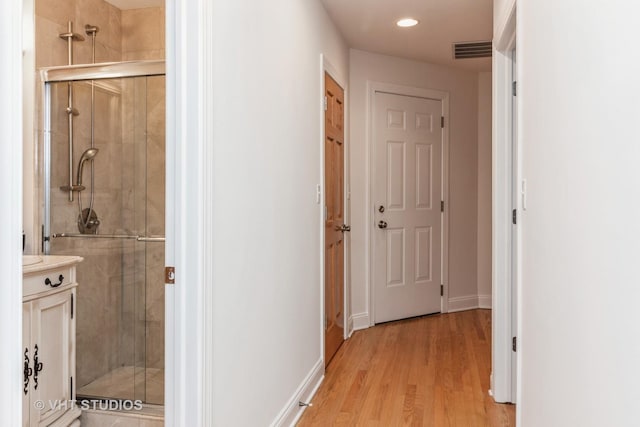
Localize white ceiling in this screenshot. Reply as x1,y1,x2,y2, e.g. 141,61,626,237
104,0,163,10
321,0,493,71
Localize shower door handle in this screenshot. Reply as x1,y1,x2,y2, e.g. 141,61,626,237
136,236,166,242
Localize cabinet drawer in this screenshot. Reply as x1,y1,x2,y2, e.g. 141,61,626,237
23,266,74,298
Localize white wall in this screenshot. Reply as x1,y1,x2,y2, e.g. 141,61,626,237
209,0,348,425
349,49,480,320
477,71,492,305
518,1,640,425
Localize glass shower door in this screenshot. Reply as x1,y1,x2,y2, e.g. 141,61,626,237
43,71,165,405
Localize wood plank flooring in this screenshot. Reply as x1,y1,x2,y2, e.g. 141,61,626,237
297,309,515,426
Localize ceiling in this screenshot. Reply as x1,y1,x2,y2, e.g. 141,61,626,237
321,0,493,71
104,0,163,10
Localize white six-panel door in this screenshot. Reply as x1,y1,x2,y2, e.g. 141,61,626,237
373,91,443,323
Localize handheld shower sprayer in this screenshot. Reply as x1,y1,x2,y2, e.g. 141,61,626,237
76,147,100,234
76,147,99,188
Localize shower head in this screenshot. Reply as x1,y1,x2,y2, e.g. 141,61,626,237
76,148,99,187
80,147,99,162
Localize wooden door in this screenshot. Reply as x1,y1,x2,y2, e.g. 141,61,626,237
373,91,442,323
324,73,346,365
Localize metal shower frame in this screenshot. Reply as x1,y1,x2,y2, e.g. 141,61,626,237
41,60,166,253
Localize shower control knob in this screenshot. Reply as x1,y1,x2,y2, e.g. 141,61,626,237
78,208,100,234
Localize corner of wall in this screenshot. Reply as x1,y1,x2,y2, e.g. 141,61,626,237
270,359,324,427
476,71,493,304
349,312,370,333
478,294,492,309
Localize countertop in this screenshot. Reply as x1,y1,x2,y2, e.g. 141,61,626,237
22,255,84,275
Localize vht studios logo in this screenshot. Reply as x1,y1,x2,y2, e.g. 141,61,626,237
34,399,143,411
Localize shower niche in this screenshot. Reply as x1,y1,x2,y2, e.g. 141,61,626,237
42,61,166,405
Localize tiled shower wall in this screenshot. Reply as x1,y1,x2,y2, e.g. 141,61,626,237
36,0,165,404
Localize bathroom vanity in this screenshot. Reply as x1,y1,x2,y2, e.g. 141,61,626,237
22,255,82,427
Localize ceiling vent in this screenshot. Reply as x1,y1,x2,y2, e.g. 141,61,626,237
453,41,492,59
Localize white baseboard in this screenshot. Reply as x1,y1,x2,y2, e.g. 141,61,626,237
270,358,324,427
478,294,492,309
447,295,480,313
350,312,370,334
447,294,493,312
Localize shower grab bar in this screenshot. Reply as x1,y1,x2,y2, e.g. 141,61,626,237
136,237,165,242
51,233,165,242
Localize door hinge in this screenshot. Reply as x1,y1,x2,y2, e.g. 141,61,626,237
71,294,74,319
512,336,517,352
70,377,73,398
440,284,444,296
165,266,175,284
440,116,445,128
441,200,444,212
323,96,328,111
512,209,517,225
512,81,517,97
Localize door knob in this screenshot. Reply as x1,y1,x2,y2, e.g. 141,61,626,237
378,220,388,229
336,224,351,232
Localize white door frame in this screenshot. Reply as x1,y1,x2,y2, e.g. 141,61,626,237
320,54,351,347
491,1,518,404
0,1,211,425
0,0,25,425
509,45,519,404
367,81,450,324
165,1,214,425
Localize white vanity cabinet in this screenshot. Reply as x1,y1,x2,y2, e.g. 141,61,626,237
23,256,82,427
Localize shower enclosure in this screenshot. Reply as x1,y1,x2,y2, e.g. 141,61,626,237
41,60,165,405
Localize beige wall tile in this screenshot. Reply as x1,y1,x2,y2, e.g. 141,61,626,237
35,16,71,67
36,0,76,28
121,7,164,54
122,50,164,61
107,5,122,53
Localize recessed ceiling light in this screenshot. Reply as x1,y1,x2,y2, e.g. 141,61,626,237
396,18,419,28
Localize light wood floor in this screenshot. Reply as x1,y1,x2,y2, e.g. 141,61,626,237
298,309,515,427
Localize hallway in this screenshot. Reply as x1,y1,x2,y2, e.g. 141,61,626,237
298,310,515,426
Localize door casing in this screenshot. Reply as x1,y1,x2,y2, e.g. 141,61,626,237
491,1,518,405
367,81,450,325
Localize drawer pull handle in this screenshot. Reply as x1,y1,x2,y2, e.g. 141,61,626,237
44,274,64,288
